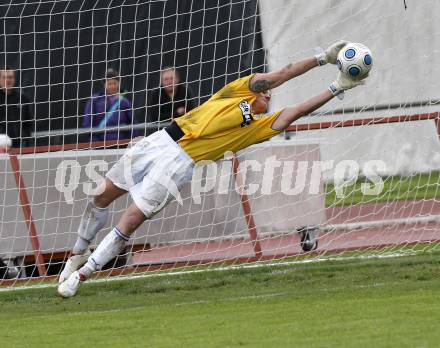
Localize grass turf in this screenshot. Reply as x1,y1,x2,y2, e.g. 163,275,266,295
325,171,440,206
1,251,440,347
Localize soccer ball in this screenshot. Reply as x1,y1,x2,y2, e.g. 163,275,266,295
0,134,12,148
336,42,373,79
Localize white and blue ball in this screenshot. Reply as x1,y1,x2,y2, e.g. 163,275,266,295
336,42,373,79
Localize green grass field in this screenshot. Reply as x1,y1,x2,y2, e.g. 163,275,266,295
325,171,440,206
1,173,438,347
1,251,440,347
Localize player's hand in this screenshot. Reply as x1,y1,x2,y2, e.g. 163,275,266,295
315,40,349,66
329,72,367,98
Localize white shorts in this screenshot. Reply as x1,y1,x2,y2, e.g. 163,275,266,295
106,129,195,218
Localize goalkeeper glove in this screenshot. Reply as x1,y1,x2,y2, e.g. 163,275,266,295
329,72,367,99
315,40,349,66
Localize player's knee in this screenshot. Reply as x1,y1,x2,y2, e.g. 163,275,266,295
92,193,110,208
93,179,125,208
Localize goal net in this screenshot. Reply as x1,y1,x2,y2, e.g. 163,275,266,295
1,0,439,287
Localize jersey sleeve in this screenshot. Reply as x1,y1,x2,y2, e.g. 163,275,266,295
211,74,255,100
250,110,283,144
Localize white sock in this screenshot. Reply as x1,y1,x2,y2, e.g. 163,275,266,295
73,201,109,255
72,237,89,255
79,227,128,279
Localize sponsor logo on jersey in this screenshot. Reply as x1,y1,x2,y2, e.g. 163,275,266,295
238,100,253,127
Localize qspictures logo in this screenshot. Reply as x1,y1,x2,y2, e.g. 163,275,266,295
54,150,386,205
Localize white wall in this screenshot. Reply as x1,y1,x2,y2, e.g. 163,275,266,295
0,144,325,258
259,0,440,176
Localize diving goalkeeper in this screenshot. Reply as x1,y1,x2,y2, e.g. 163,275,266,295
58,41,366,297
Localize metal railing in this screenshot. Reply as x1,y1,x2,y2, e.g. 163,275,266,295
32,121,171,138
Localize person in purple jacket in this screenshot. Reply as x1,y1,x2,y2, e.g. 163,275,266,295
83,69,138,142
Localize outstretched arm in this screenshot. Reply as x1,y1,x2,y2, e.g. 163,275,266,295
271,90,333,131
249,40,348,93
250,57,319,93
271,72,366,131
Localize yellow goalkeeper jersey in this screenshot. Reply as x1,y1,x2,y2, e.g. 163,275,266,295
176,74,282,162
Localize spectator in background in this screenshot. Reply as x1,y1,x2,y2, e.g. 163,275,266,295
148,67,196,123
0,66,34,147
83,69,138,142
